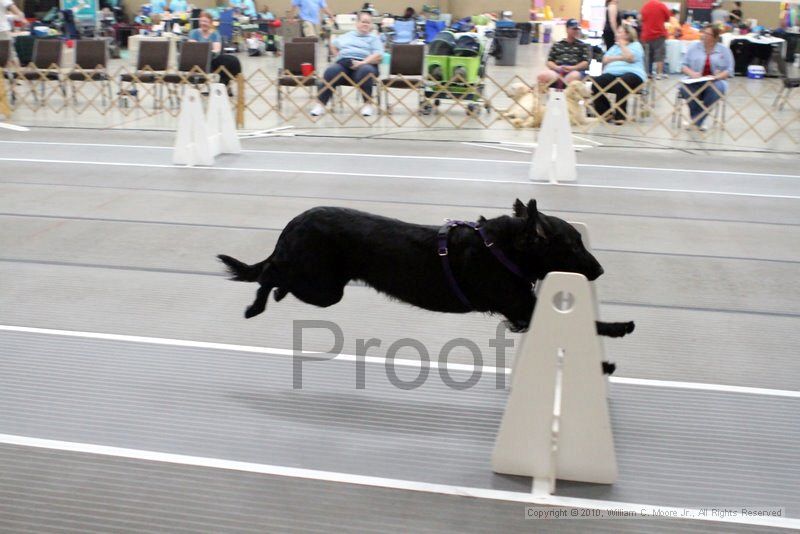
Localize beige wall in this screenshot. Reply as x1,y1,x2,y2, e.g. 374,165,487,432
617,0,782,28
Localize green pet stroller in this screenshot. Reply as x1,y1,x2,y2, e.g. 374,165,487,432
422,31,492,115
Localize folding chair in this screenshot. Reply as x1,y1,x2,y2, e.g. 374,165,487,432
277,42,317,111
380,44,425,113
15,39,66,105
67,39,112,106
164,41,213,104
772,54,799,111
672,80,727,130
119,39,170,109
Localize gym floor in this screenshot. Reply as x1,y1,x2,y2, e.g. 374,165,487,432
0,127,798,532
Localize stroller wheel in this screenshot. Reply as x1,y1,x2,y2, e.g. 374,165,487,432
467,103,479,116
420,102,433,115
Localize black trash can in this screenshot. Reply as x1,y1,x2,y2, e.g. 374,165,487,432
495,28,521,66
516,22,532,45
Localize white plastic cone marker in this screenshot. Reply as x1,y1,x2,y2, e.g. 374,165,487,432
569,222,608,399
173,87,214,166
530,89,577,183
492,271,617,490
207,83,241,156
509,222,603,389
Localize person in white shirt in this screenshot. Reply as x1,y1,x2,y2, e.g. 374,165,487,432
1,0,24,42
1,0,23,66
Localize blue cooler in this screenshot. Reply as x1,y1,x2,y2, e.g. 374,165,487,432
747,65,766,79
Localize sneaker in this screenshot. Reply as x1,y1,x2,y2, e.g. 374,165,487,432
360,103,376,117
309,102,326,116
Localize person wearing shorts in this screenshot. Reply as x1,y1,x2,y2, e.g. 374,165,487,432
291,0,334,38
640,0,670,79
0,0,25,63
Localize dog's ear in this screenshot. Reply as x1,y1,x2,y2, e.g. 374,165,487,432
525,199,551,239
478,215,487,223
525,199,539,219
513,198,527,217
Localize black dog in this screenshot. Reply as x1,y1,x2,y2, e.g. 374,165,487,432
219,199,634,340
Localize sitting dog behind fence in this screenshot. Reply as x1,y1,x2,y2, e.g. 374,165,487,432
503,81,594,128
218,199,634,350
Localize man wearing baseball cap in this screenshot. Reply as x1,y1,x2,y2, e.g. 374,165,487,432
537,19,590,90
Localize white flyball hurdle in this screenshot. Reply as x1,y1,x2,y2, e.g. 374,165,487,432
529,89,577,183
492,222,617,494
174,84,241,166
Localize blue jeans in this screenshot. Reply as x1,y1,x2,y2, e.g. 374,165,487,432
679,81,725,127
318,59,379,105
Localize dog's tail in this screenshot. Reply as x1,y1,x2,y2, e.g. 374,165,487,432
217,254,268,282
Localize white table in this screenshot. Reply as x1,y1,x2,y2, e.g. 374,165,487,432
665,39,691,74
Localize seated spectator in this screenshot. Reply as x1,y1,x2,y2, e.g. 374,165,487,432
679,25,733,131
536,18,589,90
310,11,383,117
188,11,243,95
591,24,647,124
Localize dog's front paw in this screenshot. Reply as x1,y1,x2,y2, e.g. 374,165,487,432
504,319,530,333
244,306,262,319
596,321,635,338
602,361,616,375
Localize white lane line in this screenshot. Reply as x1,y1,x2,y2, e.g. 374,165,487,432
0,123,30,132
0,433,796,529
2,325,798,399
0,140,797,179
1,157,798,200
463,142,534,154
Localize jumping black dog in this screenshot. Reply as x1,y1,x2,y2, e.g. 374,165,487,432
218,199,634,340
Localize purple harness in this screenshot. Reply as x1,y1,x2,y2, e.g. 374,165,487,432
437,219,530,309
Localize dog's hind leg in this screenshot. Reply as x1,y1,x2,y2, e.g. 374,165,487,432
245,284,272,318
596,321,636,338
273,287,288,302
244,268,277,319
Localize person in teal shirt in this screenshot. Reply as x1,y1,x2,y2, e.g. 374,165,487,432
591,24,647,123
241,0,256,17
169,0,187,13
150,0,166,15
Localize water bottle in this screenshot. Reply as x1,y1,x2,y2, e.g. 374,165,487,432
687,10,693,24
794,53,800,68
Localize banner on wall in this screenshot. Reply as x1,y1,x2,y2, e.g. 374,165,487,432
686,0,713,9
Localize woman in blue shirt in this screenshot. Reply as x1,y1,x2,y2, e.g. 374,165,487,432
591,24,647,123
188,11,242,94
680,26,733,130
310,11,383,117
